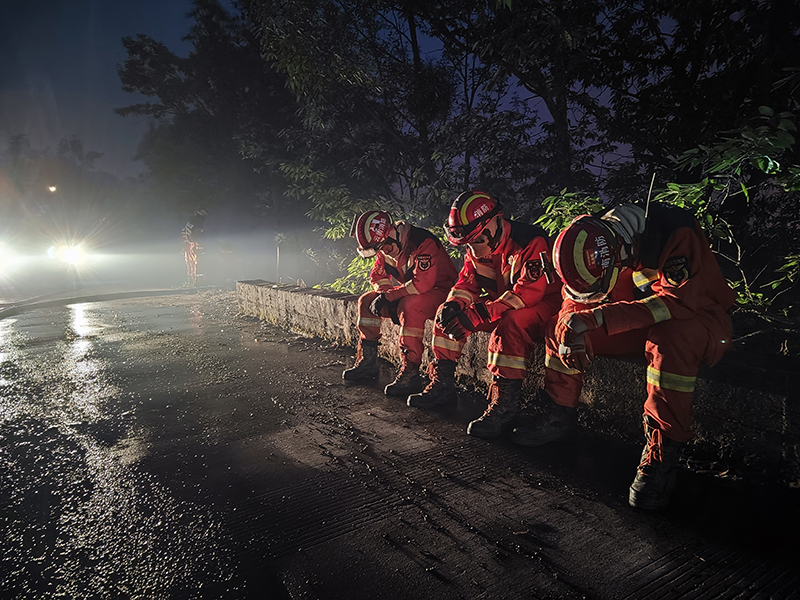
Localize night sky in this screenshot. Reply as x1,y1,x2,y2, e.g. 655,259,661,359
1,0,194,177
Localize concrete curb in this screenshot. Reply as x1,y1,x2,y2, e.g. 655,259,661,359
237,280,799,486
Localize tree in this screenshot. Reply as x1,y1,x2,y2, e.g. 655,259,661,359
246,0,548,233
116,0,304,224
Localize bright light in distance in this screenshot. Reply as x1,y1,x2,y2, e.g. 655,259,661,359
48,244,90,267
48,186,58,192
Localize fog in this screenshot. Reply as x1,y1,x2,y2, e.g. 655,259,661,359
0,227,328,305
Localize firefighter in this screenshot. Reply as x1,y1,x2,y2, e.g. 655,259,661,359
343,210,458,397
182,210,206,286
407,191,563,438
511,202,735,510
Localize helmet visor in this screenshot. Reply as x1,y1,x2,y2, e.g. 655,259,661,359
444,219,483,243
563,265,619,303
445,205,501,244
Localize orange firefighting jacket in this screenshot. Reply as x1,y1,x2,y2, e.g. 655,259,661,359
370,223,458,301
446,219,563,321
564,203,735,365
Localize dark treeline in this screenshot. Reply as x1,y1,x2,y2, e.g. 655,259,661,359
112,0,799,346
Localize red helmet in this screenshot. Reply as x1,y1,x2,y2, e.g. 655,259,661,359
553,215,622,302
350,210,394,258
445,191,502,245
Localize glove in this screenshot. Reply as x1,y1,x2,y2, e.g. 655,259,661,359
435,301,463,328
369,293,401,325
555,309,603,346
442,304,491,341
558,333,594,373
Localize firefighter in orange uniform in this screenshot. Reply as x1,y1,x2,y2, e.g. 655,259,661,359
511,202,735,509
407,191,563,439
182,210,206,286
343,210,458,397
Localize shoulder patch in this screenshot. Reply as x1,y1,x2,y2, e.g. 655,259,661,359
662,256,690,286
525,259,543,281
416,254,432,271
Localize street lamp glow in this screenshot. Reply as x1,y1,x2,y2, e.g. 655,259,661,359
48,186,58,192
48,244,89,267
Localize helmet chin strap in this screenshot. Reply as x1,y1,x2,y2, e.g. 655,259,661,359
486,216,504,251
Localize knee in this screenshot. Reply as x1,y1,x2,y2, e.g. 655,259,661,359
358,291,379,311
647,318,708,361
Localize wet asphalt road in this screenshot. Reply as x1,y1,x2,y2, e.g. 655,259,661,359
1,290,798,600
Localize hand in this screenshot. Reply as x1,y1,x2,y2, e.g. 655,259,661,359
369,293,393,317
442,304,490,341
435,301,463,328
555,309,603,345
558,334,594,372
386,300,401,325
442,313,471,341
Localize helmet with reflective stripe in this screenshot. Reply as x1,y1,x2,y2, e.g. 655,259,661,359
553,215,622,302
445,191,502,245
350,210,394,258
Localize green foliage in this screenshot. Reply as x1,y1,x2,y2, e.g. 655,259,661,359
535,189,603,236
327,256,374,294
537,107,800,352
653,109,799,319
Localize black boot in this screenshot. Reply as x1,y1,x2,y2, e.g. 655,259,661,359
384,351,423,397
510,391,576,447
629,416,685,510
467,376,522,438
342,340,379,381
407,359,457,408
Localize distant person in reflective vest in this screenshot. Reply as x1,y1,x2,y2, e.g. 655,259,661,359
406,191,563,439
343,210,458,398
511,203,735,510
182,210,206,286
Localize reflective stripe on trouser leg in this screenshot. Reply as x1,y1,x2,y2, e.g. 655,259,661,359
543,315,649,409
544,317,584,407
643,318,709,443
487,305,553,380
396,291,447,364
431,327,468,362
431,312,499,361
356,291,382,341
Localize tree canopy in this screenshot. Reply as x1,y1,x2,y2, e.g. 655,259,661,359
116,0,800,347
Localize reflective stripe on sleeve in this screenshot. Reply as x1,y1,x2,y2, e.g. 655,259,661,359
646,366,696,393
474,263,495,279
447,289,475,304
632,269,659,291
404,280,419,295
497,290,525,310
642,295,672,323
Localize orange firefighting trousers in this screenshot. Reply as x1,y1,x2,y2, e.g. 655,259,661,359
356,289,448,365
430,303,554,380
543,315,722,442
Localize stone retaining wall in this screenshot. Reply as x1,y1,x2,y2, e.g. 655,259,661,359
237,280,799,486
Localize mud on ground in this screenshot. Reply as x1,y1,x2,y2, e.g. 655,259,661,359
1,290,798,599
